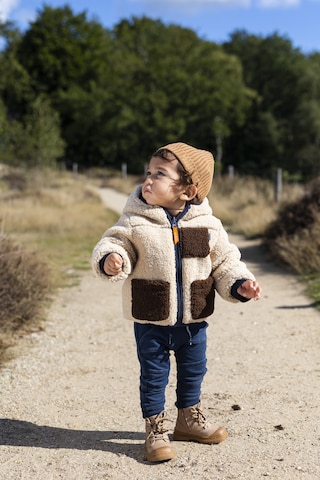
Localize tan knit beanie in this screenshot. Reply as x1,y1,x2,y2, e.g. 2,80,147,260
157,142,214,202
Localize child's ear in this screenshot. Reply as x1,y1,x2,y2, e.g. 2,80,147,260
180,184,198,201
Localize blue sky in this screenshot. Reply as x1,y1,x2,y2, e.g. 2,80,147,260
1,0,320,54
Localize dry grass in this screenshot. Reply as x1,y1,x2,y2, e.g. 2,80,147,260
208,175,304,238
263,178,320,273
94,170,144,195
263,177,320,308
1,166,318,361
100,172,304,239
101,171,319,307
0,168,118,360
1,171,118,286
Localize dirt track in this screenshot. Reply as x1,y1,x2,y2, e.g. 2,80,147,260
0,188,319,480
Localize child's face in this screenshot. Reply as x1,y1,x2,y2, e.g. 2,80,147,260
142,156,188,211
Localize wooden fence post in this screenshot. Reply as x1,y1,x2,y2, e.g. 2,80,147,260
121,163,127,179
275,168,282,202
72,163,78,177
228,165,234,180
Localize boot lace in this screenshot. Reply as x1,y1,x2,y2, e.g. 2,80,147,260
190,404,208,427
147,411,171,441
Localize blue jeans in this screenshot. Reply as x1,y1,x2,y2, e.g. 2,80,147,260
134,322,208,418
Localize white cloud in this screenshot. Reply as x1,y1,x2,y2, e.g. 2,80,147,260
0,0,19,21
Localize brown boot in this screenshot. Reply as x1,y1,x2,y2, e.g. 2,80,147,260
173,402,228,444
145,411,176,462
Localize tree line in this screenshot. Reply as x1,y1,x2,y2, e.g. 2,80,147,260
1,5,320,180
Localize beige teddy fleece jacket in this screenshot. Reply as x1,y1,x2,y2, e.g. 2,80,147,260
92,186,256,326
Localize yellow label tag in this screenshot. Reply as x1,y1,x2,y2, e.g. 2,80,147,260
172,226,179,245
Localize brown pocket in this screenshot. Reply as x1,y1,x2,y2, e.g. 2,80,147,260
131,279,170,321
180,228,210,258
190,276,215,319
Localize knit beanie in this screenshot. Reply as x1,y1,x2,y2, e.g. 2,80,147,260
157,142,214,202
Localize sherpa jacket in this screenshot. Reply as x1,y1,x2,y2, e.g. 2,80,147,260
92,186,256,327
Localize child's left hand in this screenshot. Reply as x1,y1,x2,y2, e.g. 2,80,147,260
237,280,262,300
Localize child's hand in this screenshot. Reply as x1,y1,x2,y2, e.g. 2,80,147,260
103,253,123,275
237,280,261,301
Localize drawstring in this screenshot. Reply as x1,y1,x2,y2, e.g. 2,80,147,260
186,325,192,345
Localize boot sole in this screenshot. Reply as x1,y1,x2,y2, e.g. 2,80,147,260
173,429,228,444
145,446,176,462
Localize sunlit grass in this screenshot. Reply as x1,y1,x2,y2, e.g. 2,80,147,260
100,172,319,310
1,165,319,363
208,175,304,238
0,168,119,360
302,273,320,306
100,171,304,239
0,170,118,288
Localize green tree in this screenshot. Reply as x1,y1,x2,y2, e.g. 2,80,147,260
1,21,65,167
17,5,113,93
15,12,254,171
223,30,320,179
26,95,65,167
0,96,65,167
57,82,116,169
0,21,33,117
16,5,116,167
290,53,320,178
0,98,8,156
108,17,253,172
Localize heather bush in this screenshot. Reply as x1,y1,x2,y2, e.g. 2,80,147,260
263,177,320,275
0,167,118,360
0,234,51,353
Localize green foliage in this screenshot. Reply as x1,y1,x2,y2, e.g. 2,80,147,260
97,17,253,171
15,5,115,168
0,95,65,167
26,95,65,167
1,11,320,179
57,82,116,169
17,5,113,93
0,20,65,167
0,21,33,116
304,273,320,308
223,31,320,178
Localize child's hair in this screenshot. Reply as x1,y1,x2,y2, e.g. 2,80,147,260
152,148,194,188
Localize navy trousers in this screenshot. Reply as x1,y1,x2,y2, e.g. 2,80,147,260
134,321,208,418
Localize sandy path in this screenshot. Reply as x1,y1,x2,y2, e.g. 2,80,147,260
0,188,319,480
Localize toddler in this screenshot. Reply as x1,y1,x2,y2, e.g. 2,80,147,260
92,142,261,462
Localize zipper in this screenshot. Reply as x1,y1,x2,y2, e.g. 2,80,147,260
171,216,183,324
165,205,190,325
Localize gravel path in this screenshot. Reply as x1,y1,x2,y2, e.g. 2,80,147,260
0,188,319,480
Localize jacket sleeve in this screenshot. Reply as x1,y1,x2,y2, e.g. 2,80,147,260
91,214,137,282
210,220,256,302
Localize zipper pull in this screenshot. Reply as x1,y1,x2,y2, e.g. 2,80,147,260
172,224,179,245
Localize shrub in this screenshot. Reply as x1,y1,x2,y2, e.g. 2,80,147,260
0,168,118,360
263,177,320,275
208,175,303,238
0,234,51,352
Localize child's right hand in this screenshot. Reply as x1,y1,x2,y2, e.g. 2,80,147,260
103,253,123,275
